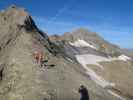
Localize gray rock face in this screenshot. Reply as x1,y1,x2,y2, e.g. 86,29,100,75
62,28,123,56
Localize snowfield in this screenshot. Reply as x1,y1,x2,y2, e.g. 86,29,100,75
76,54,130,100
75,54,132,82
107,90,126,100
69,39,97,50
76,54,108,70
118,54,131,61
76,54,115,88
76,54,131,69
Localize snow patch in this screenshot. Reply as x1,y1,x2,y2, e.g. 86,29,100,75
76,54,109,70
69,39,97,49
75,54,130,99
76,54,115,88
118,54,131,61
107,90,126,100
75,54,131,70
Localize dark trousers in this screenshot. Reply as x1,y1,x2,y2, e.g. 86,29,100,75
80,96,89,100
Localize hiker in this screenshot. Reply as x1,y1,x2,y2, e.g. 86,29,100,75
33,51,44,65
0,67,4,80
78,85,90,100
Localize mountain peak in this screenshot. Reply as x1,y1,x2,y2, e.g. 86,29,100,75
0,5,52,54
73,28,97,35
73,28,90,32
1,5,38,32
8,4,18,9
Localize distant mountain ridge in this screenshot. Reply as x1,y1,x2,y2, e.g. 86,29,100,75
128,49,133,51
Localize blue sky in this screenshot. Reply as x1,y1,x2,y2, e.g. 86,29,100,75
0,0,133,49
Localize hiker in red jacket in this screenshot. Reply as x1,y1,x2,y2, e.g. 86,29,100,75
33,51,44,65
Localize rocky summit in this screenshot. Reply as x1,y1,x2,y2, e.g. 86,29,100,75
0,5,133,100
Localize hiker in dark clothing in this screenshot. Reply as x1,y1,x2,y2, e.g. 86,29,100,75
78,85,90,100
0,67,4,80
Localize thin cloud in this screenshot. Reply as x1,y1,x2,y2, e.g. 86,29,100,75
46,0,78,27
